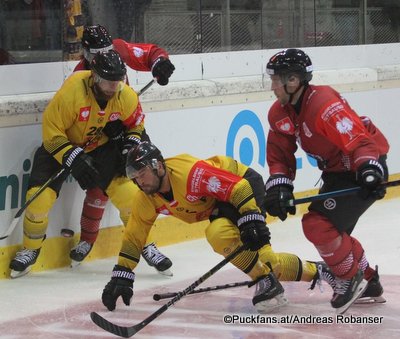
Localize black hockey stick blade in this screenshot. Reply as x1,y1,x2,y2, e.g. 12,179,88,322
91,244,246,337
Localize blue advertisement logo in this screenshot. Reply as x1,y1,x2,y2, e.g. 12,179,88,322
226,109,318,170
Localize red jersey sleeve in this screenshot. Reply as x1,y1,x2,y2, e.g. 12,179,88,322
267,102,298,179
186,160,241,201
113,39,169,72
314,97,383,169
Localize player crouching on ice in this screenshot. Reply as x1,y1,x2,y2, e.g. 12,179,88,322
100,142,337,314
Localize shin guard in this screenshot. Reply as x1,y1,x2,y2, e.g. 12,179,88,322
80,188,108,243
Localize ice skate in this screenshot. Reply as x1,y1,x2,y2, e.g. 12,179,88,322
309,261,336,292
142,243,173,276
354,266,386,304
9,248,41,279
331,269,367,314
70,240,93,267
252,272,288,313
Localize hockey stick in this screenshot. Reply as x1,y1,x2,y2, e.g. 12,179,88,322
153,279,252,301
287,179,400,207
90,244,246,338
0,132,101,241
0,80,155,241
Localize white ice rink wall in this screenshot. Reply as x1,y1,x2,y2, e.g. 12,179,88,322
0,43,400,248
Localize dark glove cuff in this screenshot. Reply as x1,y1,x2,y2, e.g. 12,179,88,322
264,176,293,192
112,265,135,282
62,147,84,168
358,160,384,176
237,212,265,228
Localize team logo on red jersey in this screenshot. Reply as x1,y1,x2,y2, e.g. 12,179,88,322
205,176,227,194
79,106,91,121
109,112,121,121
276,117,295,134
133,47,144,58
335,117,354,139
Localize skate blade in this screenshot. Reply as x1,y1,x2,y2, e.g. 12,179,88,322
70,260,82,268
156,268,173,277
10,267,31,279
354,295,386,304
255,294,289,314
336,279,368,315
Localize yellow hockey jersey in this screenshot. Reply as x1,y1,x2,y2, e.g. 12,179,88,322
119,153,263,269
42,70,145,163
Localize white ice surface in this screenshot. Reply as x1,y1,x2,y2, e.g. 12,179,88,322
0,198,399,338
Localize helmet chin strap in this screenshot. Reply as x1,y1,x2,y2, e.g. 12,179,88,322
284,83,305,104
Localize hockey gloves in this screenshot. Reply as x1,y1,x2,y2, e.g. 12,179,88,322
62,147,100,190
102,120,126,143
357,159,385,199
237,212,270,251
264,175,296,221
151,57,175,86
102,265,135,311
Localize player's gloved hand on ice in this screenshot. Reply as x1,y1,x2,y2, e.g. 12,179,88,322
237,212,270,251
264,175,296,221
151,57,175,86
62,147,100,190
102,265,135,311
102,120,126,143
357,159,385,199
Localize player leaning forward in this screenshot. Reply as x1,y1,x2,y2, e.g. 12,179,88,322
9,50,169,278
100,142,336,313
263,49,389,311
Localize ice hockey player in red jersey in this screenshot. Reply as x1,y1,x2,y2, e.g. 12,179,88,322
263,48,390,314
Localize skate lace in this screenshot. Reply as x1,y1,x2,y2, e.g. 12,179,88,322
15,249,38,264
333,277,351,295
142,243,166,265
309,263,336,292
255,276,272,296
73,241,92,255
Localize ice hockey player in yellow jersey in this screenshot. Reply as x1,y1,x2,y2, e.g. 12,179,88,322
101,142,336,314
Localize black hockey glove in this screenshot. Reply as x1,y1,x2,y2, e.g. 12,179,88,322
102,120,126,143
237,212,270,251
62,147,100,190
264,175,296,221
116,136,141,176
151,57,175,86
356,159,385,199
102,265,135,311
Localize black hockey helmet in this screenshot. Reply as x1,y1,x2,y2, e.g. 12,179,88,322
266,49,313,82
91,50,126,81
82,25,113,52
126,142,164,179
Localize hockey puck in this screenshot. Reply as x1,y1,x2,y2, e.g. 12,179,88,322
60,228,75,238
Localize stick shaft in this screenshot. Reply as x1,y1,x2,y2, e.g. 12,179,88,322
1,80,155,241
90,245,246,337
153,280,251,300
288,179,400,206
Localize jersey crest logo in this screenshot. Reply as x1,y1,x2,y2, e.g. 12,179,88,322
133,47,144,58
276,117,295,135
205,176,227,194
98,110,105,116
79,106,91,121
336,117,354,140
109,112,121,121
